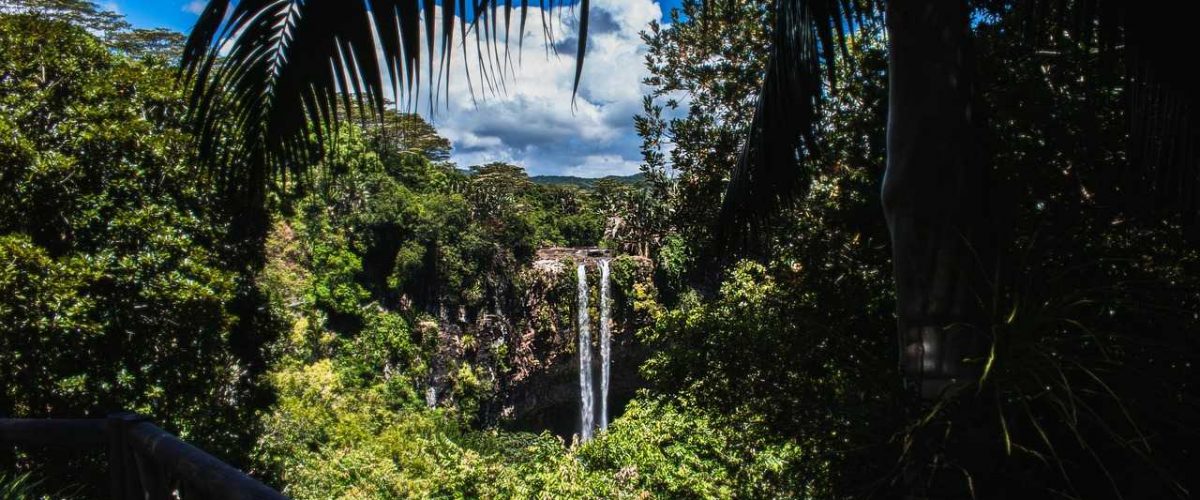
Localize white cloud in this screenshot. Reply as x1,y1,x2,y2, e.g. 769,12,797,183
412,0,663,177
562,155,644,177
202,0,662,176
182,0,206,15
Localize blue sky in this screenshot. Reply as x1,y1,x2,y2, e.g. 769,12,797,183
110,0,685,178
113,0,684,32
107,0,202,32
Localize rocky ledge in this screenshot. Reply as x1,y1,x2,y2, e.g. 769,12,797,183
535,246,613,260
532,247,651,275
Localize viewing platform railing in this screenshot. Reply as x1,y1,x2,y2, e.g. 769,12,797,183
0,412,287,499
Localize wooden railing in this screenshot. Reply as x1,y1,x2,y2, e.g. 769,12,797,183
0,412,287,499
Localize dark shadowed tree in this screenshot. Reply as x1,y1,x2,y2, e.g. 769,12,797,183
179,0,1198,404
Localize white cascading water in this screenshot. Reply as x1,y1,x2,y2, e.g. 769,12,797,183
577,263,594,442
598,259,612,431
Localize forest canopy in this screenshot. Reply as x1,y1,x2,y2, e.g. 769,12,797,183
1,0,1198,499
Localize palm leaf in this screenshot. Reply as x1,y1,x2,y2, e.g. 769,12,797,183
715,0,876,253
718,0,1200,253
1121,8,1200,239
179,0,576,199
1008,0,1200,238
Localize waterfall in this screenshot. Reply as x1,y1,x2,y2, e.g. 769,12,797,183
577,264,594,442
599,259,612,431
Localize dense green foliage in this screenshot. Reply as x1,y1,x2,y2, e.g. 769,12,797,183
635,2,1200,497
529,174,645,189
0,0,183,59
2,1,1197,498
634,9,904,494
0,13,261,493
250,114,789,497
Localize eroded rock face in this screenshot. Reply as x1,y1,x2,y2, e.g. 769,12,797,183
426,249,654,436
534,247,614,261
506,253,654,436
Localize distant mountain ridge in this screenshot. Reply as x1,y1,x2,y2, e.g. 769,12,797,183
529,173,644,188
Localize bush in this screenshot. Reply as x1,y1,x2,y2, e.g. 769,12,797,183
0,14,257,490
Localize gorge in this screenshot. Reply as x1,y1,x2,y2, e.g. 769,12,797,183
483,247,647,440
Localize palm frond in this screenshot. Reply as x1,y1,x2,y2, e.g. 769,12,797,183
715,0,878,254
179,0,576,199
1001,0,1200,239
719,0,1200,253
1121,9,1200,239
0,471,42,499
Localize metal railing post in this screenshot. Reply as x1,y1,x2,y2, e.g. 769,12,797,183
107,411,147,500
4,415,286,499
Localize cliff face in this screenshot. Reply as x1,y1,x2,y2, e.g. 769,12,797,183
533,247,614,261
427,250,655,436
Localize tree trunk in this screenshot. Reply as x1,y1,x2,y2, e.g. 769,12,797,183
883,0,992,400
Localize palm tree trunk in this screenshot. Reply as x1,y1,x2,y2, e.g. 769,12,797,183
883,0,992,399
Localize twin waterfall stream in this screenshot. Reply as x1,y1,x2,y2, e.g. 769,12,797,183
576,260,612,442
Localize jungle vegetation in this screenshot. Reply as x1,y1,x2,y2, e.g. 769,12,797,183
1,0,1198,498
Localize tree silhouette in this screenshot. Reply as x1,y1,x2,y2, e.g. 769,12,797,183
180,0,1198,397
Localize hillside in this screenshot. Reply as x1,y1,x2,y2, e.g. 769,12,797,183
529,173,645,188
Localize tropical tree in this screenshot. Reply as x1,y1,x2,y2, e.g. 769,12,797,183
1,0,185,58
179,0,1196,402
0,13,267,492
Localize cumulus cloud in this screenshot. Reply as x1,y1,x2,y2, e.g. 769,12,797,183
182,1,206,15
411,0,662,177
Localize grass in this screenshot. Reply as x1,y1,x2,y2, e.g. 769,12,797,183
888,236,1198,499
0,472,40,500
